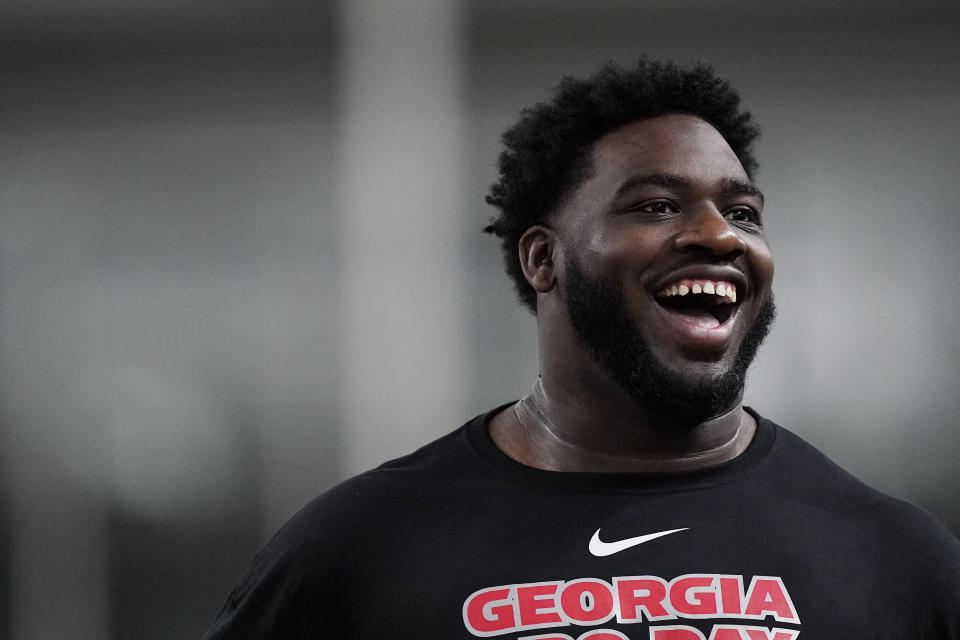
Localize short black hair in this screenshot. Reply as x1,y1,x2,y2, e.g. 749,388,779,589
484,57,761,314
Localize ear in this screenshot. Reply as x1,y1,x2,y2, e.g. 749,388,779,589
518,225,558,294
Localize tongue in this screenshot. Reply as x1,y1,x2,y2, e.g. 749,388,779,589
674,307,721,329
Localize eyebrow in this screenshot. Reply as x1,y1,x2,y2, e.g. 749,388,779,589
722,177,765,203
614,172,765,204
614,173,689,197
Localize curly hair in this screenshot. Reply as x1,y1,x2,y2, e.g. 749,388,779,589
484,57,761,314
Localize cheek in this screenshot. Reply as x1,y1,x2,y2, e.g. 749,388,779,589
586,227,663,269
747,241,774,291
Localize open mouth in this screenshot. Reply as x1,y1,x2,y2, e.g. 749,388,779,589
654,279,740,329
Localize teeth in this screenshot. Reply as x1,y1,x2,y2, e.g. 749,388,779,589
656,279,739,304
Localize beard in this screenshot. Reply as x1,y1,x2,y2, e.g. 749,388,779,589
563,253,776,423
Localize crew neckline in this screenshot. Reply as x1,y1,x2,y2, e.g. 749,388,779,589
465,403,778,494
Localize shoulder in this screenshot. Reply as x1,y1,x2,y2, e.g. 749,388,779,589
757,414,960,631
264,414,487,555
760,413,960,575
203,412,495,637
764,415,954,527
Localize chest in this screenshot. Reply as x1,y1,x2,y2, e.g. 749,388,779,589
330,492,915,639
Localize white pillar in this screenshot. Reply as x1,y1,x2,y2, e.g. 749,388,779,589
336,0,467,474
1,292,112,640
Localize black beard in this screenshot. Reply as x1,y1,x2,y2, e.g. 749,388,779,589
564,253,776,423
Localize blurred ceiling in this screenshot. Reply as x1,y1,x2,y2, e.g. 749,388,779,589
0,0,334,52
3,0,958,53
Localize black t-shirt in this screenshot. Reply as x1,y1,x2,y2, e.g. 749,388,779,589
203,408,960,639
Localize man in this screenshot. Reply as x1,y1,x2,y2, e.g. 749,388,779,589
204,58,959,639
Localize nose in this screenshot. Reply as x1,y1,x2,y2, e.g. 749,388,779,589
672,205,747,258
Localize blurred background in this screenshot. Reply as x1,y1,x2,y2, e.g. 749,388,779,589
1,0,958,637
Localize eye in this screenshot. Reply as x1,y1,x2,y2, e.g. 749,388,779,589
725,206,760,224
632,200,679,215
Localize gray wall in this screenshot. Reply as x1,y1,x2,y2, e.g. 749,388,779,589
0,1,957,638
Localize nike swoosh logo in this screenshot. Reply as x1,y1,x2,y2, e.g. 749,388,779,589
588,527,688,557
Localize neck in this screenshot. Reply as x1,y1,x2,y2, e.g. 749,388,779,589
489,377,756,473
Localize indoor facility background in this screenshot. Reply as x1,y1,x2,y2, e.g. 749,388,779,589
1,1,958,637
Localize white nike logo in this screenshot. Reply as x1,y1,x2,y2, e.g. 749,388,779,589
588,527,688,557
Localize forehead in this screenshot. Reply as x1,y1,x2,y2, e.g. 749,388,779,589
587,114,748,189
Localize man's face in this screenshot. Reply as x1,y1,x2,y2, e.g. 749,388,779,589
551,114,775,420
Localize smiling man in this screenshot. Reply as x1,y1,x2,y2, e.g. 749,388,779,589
204,59,959,639
489,113,775,475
